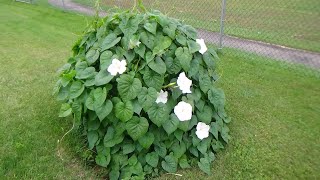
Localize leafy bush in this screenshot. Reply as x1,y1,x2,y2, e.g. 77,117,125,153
54,8,231,179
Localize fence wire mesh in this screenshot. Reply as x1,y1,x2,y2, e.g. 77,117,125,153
72,0,320,76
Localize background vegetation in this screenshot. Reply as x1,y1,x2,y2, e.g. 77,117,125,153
73,0,320,52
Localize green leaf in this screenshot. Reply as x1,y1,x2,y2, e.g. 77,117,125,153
59,103,72,117
96,144,110,156
104,126,124,147
93,87,107,109
124,50,135,63
117,74,142,101
138,132,154,149
171,141,186,159
76,67,95,79
143,67,164,91
109,170,120,180
157,17,177,39
174,130,184,142
221,125,230,143
187,40,201,53
212,139,224,152
210,122,219,140
195,99,205,111
123,143,135,155
88,119,100,131
188,115,198,131
176,34,187,46
205,152,216,163
115,101,134,122
199,71,212,93
101,33,121,51
197,140,209,155
147,103,169,127
178,120,190,132
61,70,76,87
179,155,191,169
87,130,99,149
71,100,82,126
57,63,71,74
179,25,197,39
164,57,181,74
95,153,110,168
172,87,182,100
161,153,178,173
148,56,166,74
99,50,113,70
208,87,225,109
152,35,172,55
189,146,199,157
132,99,142,114
84,76,96,87
155,143,167,158
85,90,95,110
175,47,192,71
137,87,158,111
145,51,155,64
95,69,113,86
144,22,157,35
69,81,84,99
119,15,143,36
146,152,159,168
134,44,146,58
162,113,179,135
189,57,200,77
198,158,211,175
75,61,87,72
126,116,149,141
203,51,215,68
140,32,155,50
86,49,100,65
163,23,177,39
95,100,113,121
196,105,213,124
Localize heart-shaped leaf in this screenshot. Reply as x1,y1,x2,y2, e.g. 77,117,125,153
115,101,134,122
126,116,149,141
117,73,142,101
148,56,166,74
95,100,113,121
161,153,177,173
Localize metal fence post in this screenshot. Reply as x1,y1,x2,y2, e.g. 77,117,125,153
61,0,65,10
218,0,227,51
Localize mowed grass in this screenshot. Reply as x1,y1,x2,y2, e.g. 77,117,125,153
73,0,320,52
1,0,320,179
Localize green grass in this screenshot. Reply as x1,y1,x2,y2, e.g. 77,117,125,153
73,0,320,52
1,0,320,179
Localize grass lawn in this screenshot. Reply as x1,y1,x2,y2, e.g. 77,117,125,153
73,0,320,53
1,0,320,179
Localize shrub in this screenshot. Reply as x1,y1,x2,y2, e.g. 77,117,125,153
54,7,231,179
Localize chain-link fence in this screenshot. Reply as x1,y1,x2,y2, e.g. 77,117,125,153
70,0,320,75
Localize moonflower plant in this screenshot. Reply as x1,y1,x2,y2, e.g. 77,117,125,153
107,59,127,76
196,122,210,140
177,72,192,93
155,90,168,104
196,39,208,54
174,101,192,121
55,9,231,177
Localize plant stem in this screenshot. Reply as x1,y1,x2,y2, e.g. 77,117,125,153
162,82,176,89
